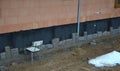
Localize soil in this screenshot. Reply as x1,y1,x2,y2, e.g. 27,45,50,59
8,35,120,71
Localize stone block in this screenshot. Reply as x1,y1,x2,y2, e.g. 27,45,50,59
79,36,85,41
5,46,12,59
11,48,19,57
110,27,113,31
103,31,110,36
5,46,11,52
52,38,60,48
119,27,120,33
92,34,98,38
38,45,46,50
84,32,88,40
115,29,119,34
72,33,79,38
45,44,53,49
0,66,7,71
110,27,118,35
87,34,93,40
65,39,73,44
59,40,66,47
72,33,79,42
112,29,119,34
90,40,97,45
84,32,87,36
64,39,73,47
0,52,6,60
52,38,59,44
97,31,103,37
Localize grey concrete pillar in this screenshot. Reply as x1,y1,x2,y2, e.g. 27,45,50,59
5,46,12,59
110,27,113,33
72,33,79,43
84,32,87,40
52,38,60,48
0,52,6,60
97,31,103,37
119,27,120,33
110,27,113,30
11,48,19,57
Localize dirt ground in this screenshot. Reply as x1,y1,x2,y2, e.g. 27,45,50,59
8,35,120,71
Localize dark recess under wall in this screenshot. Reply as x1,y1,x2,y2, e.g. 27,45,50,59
0,17,120,52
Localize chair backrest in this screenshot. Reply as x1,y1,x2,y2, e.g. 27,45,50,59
32,40,43,47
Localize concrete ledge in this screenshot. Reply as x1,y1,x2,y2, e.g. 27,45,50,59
0,27,120,65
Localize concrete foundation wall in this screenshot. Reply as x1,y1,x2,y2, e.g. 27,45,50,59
0,25,120,64
0,18,120,52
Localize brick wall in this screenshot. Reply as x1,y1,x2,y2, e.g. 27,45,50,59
0,0,120,34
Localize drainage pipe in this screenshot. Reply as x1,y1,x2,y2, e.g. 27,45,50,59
77,0,81,34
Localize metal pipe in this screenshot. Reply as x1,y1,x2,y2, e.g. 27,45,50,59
77,0,81,34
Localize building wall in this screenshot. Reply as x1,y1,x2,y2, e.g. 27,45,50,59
0,0,120,34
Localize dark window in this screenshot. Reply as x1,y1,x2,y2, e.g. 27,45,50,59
118,0,120,4
115,0,120,8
